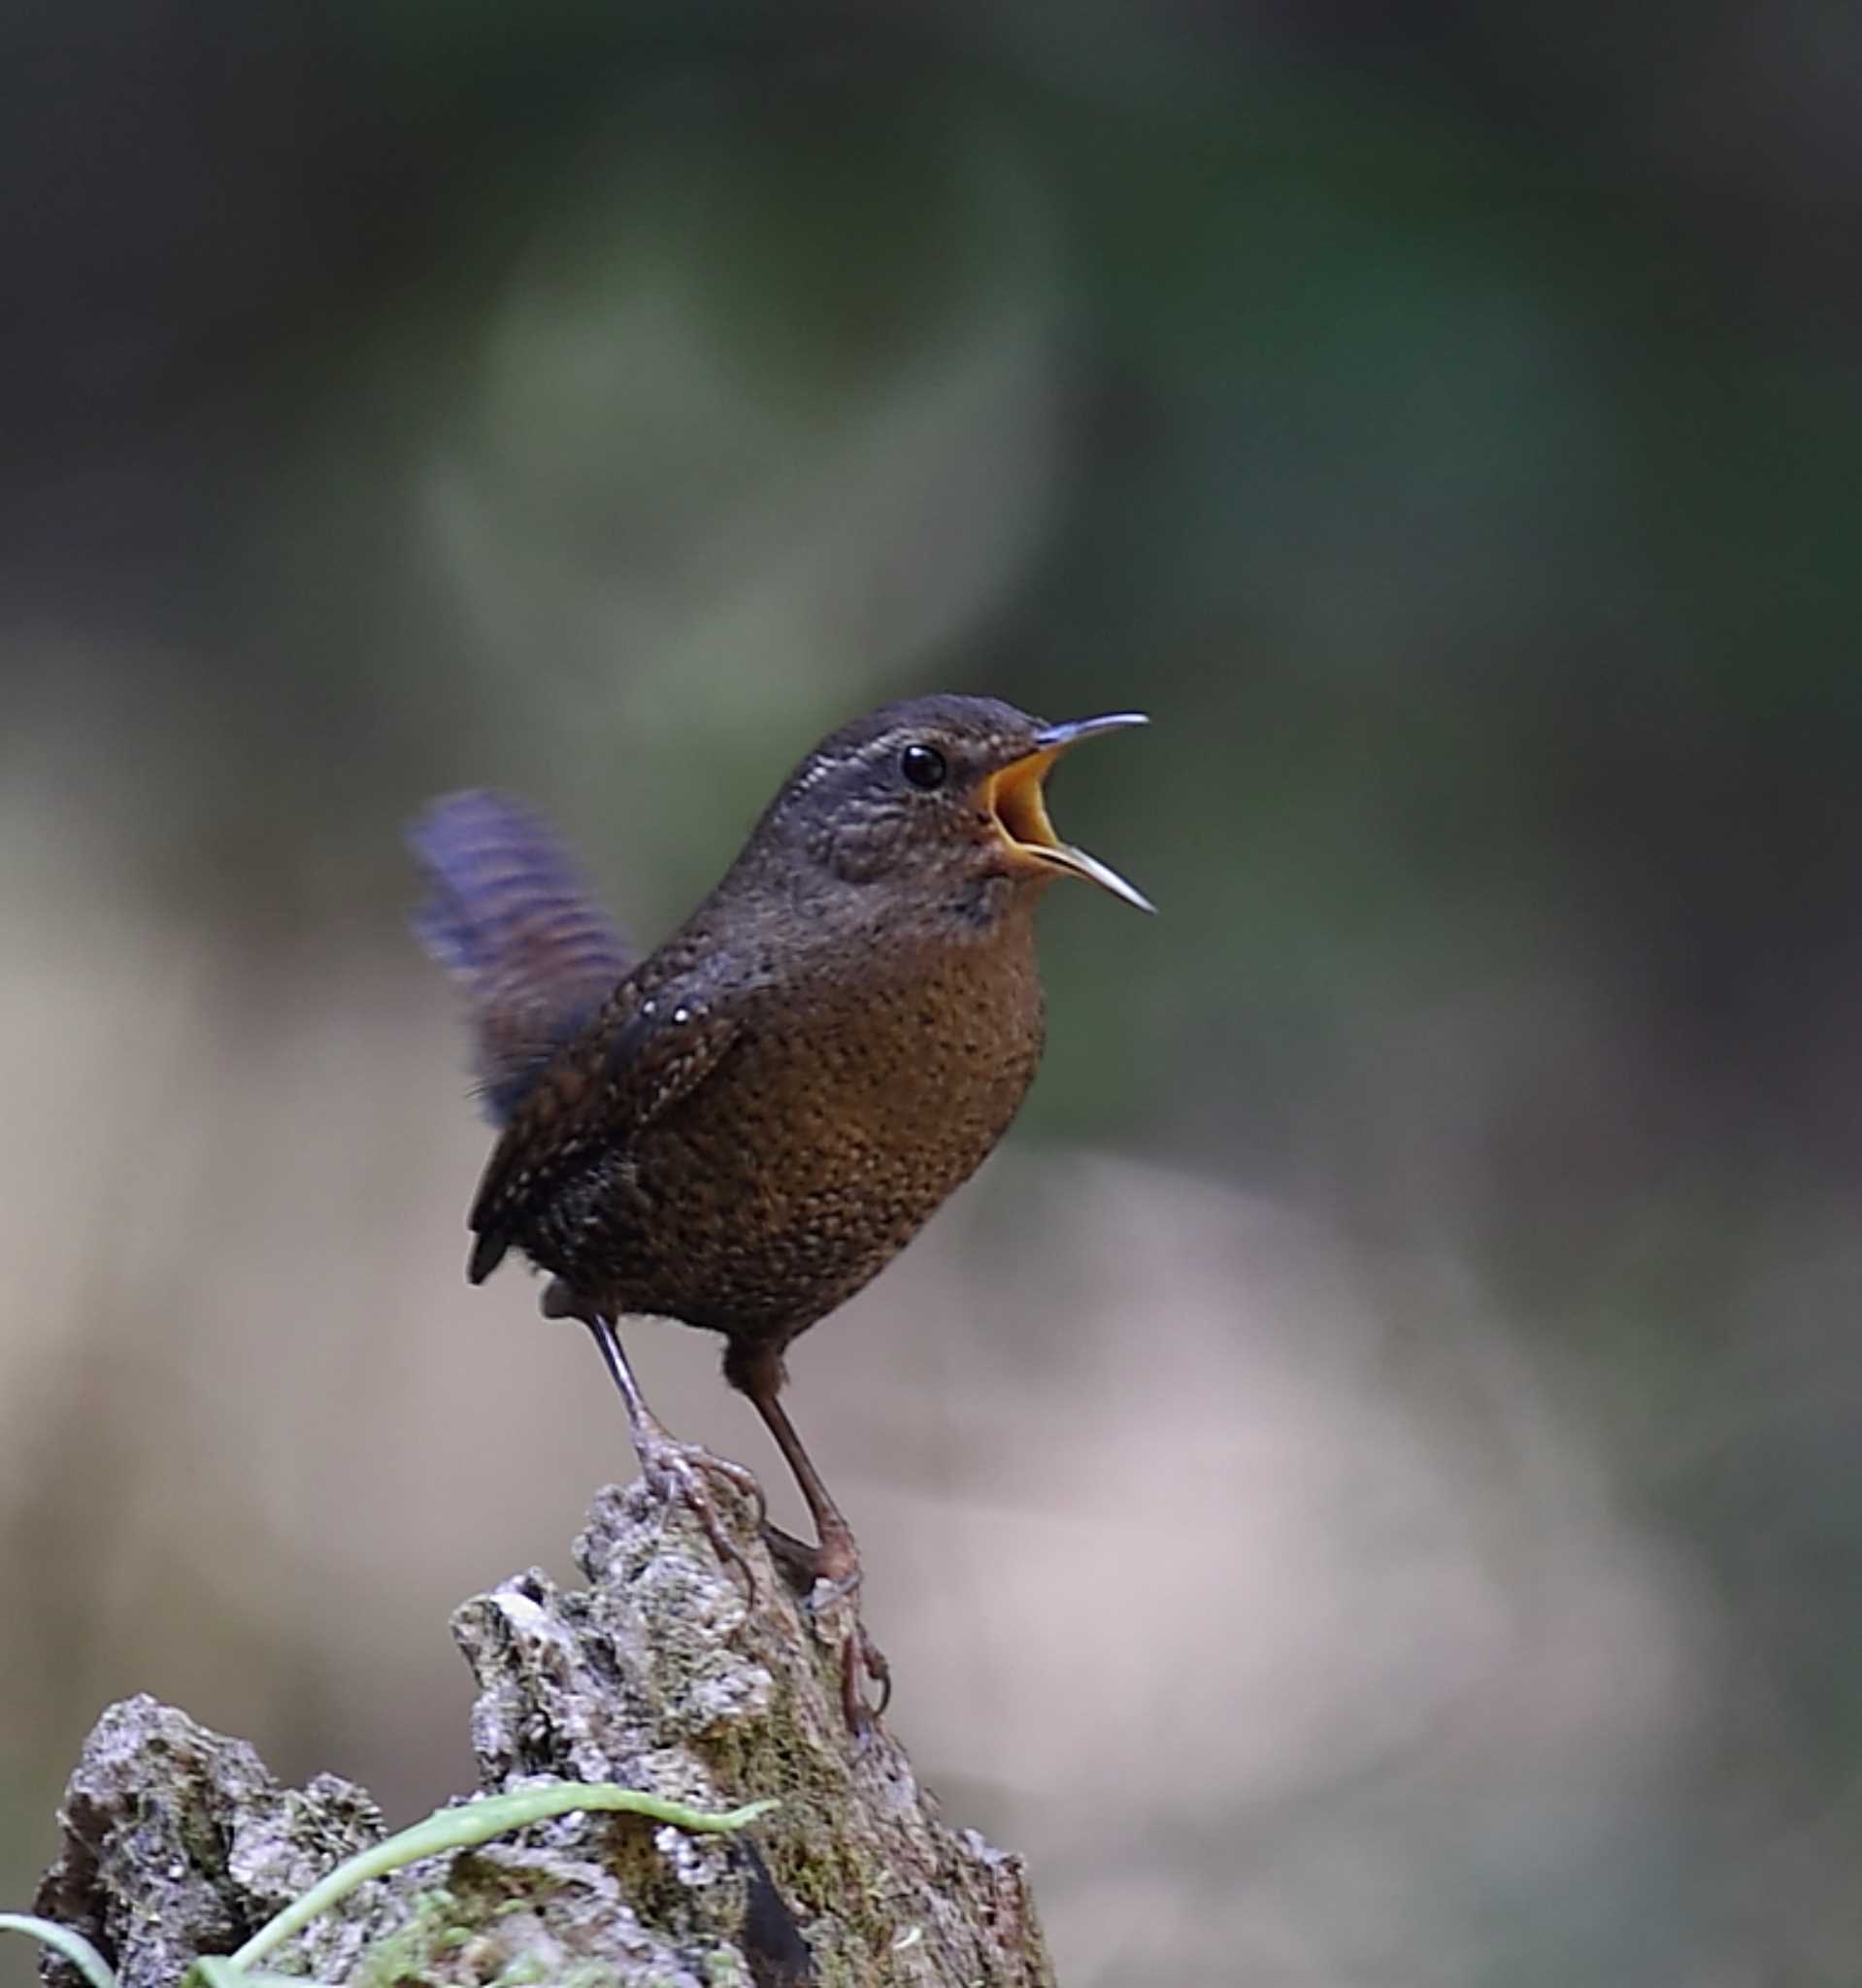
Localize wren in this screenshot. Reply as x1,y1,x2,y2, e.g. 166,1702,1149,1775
410,694,1149,1719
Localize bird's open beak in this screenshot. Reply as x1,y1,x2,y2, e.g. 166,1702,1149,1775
981,712,1154,912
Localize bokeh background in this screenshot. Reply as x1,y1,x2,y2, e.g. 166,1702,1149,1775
5,4,1862,1983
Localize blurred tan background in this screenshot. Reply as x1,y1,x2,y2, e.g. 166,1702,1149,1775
5,4,1862,1984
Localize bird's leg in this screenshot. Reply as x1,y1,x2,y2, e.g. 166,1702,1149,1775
542,1279,765,1595
750,1385,860,1590
733,1348,892,1726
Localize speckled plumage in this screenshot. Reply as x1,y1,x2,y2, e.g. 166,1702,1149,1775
450,696,1070,1382
412,693,1147,1702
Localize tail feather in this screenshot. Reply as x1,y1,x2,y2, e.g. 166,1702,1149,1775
407,789,634,1124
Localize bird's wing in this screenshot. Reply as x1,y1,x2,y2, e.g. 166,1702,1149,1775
407,790,635,1124
463,964,748,1283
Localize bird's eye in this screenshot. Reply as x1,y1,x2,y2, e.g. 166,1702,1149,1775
900,744,948,791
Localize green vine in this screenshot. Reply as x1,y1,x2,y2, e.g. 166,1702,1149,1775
4,1783,776,1988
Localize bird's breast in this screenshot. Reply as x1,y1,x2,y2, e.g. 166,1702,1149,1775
594,921,1047,1340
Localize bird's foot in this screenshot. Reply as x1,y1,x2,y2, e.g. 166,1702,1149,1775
762,1520,859,1601
632,1424,768,1602
762,1521,891,1731
540,1286,769,1598
841,1623,893,1732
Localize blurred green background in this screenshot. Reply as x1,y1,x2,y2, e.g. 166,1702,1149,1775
5,3,1862,1983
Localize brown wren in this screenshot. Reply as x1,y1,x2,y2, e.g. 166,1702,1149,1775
410,694,1149,1719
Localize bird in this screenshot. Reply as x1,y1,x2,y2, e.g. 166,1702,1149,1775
409,694,1150,1721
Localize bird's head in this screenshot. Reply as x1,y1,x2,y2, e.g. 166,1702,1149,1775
748,693,1152,927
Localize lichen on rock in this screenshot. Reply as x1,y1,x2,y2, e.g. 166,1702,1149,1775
34,1482,1054,1988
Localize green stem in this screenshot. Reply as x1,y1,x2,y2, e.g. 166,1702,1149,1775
0,1911,119,1988
226,1782,777,1973
195,1967,338,1988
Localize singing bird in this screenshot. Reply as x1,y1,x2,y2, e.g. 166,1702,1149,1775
410,695,1149,1718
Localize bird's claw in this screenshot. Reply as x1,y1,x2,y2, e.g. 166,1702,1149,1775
634,1430,767,1602
762,1520,847,1598
843,1624,892,1733
760,1521,888,1733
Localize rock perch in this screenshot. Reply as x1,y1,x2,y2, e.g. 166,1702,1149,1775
33,1483,1054,1988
